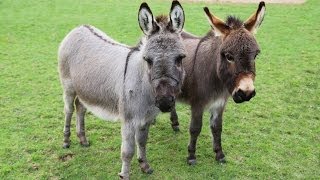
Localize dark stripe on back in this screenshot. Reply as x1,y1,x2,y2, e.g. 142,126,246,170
82,24,141,83
82,25,143,83
83,25,127,48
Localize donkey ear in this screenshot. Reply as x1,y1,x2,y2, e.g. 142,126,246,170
244,1,266,34
204,7,229,36
169,1,185,33
138,2,159,35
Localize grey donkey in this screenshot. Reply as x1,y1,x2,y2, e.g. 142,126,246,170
58,1,186,179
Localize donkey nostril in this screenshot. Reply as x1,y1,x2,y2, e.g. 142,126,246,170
237,89,246,99
168,96,174,102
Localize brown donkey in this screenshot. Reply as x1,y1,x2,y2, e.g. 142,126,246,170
170,2,266,164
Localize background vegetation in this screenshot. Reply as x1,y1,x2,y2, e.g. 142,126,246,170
0,0,319,179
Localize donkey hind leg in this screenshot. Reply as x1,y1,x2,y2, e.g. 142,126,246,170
119,122,135,179
136,123,153,174
210,107,226,163
62,90,76,148
187,106,204,165
75,97,89,147
170,108,180,132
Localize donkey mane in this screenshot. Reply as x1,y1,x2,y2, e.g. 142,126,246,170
155,14,169,26
156,14,169,22
225,16,243,29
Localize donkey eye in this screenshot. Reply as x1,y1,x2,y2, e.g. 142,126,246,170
175,54,185,66
224,53,234,62
143,56,153,66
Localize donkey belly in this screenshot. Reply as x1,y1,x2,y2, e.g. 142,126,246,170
80,99,120,121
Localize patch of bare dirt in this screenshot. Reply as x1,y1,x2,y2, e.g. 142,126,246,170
181,0,305,4
28,163,40,172
59,153,75,162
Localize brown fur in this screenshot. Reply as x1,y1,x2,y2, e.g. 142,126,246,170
156,15,169,24
170,2,266,164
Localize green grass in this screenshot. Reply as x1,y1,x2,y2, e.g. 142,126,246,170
1,0,319,179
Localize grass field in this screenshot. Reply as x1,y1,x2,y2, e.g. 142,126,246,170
1,0,319,179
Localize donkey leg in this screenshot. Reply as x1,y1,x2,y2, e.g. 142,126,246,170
119,122,135,179
170,107,180,131
136,124,153,174
75,98,89,147
209,103,226,163
62,91,75,149
187,106,204,165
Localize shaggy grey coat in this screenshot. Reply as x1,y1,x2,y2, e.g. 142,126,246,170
58,1,186,179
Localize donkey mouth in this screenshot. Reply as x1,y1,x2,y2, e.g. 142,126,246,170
155,97,175,112
233,96,246,103
158,106,174,112
156,102,174,112
232,90,256,103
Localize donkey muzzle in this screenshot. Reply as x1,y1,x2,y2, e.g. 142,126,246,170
232,73,256,103
155,95,175,112
233,89,256,103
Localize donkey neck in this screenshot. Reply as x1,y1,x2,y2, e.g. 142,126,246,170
123,37,152,91
123,39,144,82
197,31,223,85
178,30,227,104
192,31,228,103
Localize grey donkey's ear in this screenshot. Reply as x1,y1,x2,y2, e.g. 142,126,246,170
169,1,185,32
138,2,159,35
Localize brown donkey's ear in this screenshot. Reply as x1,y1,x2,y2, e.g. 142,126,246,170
204,7,229,36
244,1,266,34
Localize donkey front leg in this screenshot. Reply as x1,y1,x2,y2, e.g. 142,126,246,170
136,123,153,174
209,103,226,163
119,122,135,179
187,105,204,165
75,98,89,147
170,107,180,131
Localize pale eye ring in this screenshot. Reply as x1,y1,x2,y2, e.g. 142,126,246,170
175,54,186,66
225,53,234,62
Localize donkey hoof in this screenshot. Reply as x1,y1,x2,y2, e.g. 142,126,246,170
62,143,70,149
172,125,180,132
215,152,226,163
80,141,90,147
187,159,197,165
139,161,153,174
143,167,154,174
118,173,129,180
217,157,226,163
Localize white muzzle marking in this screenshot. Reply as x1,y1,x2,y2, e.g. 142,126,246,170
232,76,255,96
